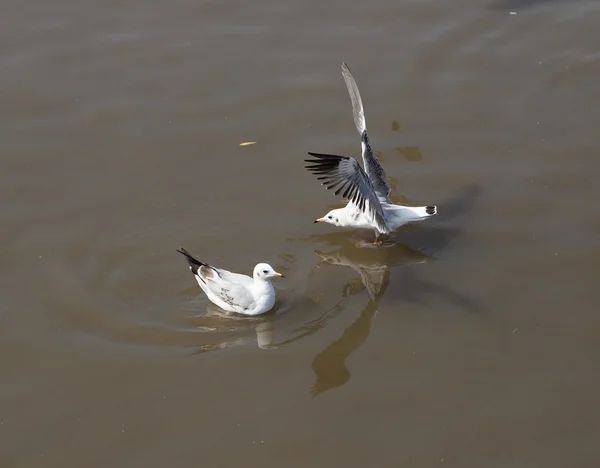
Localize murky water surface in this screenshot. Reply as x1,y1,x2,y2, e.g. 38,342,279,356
2,0,600,466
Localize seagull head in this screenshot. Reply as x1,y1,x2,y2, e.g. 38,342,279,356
314,209,343,226
253,263,285,281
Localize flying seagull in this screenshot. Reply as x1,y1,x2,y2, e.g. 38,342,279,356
305,62,437,244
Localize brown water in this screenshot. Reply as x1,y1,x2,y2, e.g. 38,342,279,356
2,0,600,466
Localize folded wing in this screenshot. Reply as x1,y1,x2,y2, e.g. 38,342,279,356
204,275,255,312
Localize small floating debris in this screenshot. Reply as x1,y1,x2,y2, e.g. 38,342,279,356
239,141,257,146
509,11,517,15
391,119,401,131
396,146,423,161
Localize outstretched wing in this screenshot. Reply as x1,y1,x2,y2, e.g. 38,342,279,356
341,62,391,202
304,152,389,234
341,62,368,137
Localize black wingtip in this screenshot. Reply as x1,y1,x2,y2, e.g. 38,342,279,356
176,246,190,256
426,206,437,215
306,152,349,159
176,246,203,275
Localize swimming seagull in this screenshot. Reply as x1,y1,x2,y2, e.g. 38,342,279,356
305,62,437,244
177,247,284,316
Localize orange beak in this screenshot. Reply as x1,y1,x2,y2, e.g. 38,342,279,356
273,272,285,278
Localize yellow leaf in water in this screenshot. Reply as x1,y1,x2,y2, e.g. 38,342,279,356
396,146,423,161
239,141,257,146
391,120,401,131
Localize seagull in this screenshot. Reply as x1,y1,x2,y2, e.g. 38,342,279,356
177,247,284,316
305,62,437,244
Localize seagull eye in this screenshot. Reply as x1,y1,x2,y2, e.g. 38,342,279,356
328,215,332,219
263,270,268,274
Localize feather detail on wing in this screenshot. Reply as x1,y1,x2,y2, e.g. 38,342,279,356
304,152,390,234
341,62,391,201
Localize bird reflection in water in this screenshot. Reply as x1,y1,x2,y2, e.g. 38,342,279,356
309,241,430,396
307,185,482,396
185,285,351,355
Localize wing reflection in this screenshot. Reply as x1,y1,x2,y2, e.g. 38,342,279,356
315,242,429,300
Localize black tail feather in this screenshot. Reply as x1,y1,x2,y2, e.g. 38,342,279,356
176,247,204,275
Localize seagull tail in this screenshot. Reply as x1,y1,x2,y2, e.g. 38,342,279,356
407,205,438,219
176,247,205,275
388,205,438,227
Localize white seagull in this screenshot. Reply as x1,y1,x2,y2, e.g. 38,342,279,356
305,62,437,244
177,247,284,316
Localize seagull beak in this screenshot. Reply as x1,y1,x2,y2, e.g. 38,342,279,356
314,218,325,223
273,272,285,278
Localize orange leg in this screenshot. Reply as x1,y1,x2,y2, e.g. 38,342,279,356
372,231,380,245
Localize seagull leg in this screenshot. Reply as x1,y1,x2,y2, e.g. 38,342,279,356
372,231,380,245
